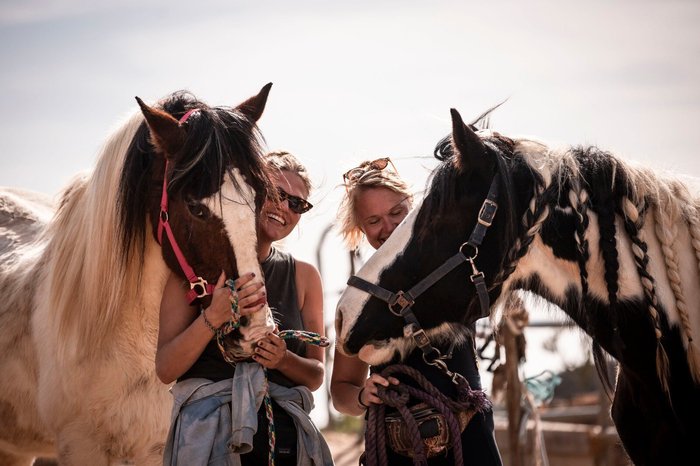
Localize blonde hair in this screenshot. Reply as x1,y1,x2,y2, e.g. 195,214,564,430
264,150,312,195
338,162,413,250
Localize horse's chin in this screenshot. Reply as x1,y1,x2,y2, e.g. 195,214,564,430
238,305,275,355
358,341,396,366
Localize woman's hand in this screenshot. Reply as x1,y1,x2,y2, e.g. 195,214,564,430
232,272,267,316
360,373,400,407
203,272,236,329
253,331,288,369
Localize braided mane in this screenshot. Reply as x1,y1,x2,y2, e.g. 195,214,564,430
494,138,700,390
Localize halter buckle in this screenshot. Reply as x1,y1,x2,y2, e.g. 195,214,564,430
190,277,210,298
410,327,431,349
388,291,414,316
477,199,498,227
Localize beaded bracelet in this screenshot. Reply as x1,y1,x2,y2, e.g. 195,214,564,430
357,387,369,409
200,308,218,335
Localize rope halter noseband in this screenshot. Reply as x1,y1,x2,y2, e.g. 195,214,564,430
347,177,499,384
156,108,216,303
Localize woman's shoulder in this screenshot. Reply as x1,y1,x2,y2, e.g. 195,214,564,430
293,257,323,309
293,258,321,283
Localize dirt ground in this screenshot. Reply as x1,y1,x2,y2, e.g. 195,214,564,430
34,430,366,466
324,429,365,466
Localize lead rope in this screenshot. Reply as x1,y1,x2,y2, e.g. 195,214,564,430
364,364,492,466
264,330,330,466
216,280,330,466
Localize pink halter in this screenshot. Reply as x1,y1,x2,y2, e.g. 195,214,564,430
156,109,215,303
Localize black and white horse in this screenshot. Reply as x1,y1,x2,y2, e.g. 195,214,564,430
335,109,700,465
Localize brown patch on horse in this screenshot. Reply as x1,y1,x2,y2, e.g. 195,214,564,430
157,200,237,289
135,97,186,157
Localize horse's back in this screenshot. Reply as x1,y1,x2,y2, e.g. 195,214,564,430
0,188,57,461
0,187,54,257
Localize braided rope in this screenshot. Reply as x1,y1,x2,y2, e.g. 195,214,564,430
364,364,492,466
263,370,276,466
278,329,330,347
212,285,330,466
260,331,329,466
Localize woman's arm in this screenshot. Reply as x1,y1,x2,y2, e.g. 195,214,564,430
155,271,267,384
253,259,325,391
330,350,400,416
330,351,369,416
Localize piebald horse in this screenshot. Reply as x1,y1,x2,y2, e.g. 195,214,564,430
0,84,276,465
336,109,700,465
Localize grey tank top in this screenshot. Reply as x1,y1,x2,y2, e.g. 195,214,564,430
180,247,306,386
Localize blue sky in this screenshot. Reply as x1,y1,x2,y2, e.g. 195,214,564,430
2,0,699,410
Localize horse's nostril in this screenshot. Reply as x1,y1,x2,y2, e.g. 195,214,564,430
239,316,249,327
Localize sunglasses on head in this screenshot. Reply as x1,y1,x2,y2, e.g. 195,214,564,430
342,157,397,185
276,187,313,214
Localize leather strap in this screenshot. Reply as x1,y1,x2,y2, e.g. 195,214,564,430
346,176,500,371
157,159,215,303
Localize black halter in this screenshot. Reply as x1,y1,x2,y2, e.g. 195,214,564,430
347,177,499,381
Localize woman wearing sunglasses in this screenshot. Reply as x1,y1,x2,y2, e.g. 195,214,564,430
330,157,501,466
158,150,330,465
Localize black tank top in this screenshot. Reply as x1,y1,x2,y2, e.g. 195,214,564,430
180,247,306,386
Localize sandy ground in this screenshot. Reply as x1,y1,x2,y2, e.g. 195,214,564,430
32,431,366,466
324,429,365,466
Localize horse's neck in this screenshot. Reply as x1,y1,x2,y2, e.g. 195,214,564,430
122,237,171,342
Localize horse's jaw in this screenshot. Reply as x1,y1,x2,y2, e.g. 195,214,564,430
358,340,397,366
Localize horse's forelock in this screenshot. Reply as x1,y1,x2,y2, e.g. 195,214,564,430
168,106,270,214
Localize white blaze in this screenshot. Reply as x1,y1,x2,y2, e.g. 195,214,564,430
203,168,274,350
335,201,420,357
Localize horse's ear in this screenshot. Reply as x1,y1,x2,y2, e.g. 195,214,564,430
450,108,491,175
135,97,186,157
235,82,273,123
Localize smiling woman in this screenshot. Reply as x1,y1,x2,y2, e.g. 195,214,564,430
331,155,502,466
337,157,413,250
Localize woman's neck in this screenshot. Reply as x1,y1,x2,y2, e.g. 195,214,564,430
258,241,273,263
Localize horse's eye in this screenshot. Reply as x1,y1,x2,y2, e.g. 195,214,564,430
186,201,209,219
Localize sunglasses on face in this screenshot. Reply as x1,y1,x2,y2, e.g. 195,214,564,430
276,187,313,214
342,157,397,185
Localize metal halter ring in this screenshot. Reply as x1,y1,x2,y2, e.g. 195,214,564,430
190,277,210,298
459,242,478,260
